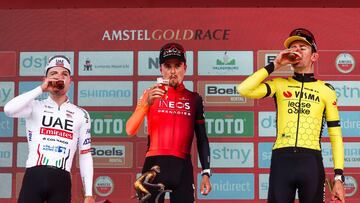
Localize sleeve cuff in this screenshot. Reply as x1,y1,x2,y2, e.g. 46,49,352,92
334,169,343,175
264,62,275,75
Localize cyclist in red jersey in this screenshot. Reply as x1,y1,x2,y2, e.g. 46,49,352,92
126,42,211,203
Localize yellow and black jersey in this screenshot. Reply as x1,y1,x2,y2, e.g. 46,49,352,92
237,62,344,171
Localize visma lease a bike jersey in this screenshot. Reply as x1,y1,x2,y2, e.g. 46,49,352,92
4,86,93,195
237,63,344,171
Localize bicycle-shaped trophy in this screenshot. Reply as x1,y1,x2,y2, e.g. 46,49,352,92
132,165,172,203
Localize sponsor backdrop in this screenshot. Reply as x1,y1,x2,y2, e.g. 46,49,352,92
1,8,360,203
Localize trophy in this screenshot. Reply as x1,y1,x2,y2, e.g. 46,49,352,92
133,165,172,203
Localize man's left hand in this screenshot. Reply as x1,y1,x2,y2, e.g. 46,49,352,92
84,196,95,203
200,175,211,195
331,181,345,202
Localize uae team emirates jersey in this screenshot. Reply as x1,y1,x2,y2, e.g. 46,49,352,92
146,83,205,159
4,87,92,172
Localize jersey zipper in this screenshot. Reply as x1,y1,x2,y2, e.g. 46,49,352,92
294,74,305,152
171,91,176,147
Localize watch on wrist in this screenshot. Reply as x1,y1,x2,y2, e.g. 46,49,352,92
334,174,345,183
201,169,212,177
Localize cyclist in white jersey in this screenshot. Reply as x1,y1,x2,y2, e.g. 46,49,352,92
4,55,95,203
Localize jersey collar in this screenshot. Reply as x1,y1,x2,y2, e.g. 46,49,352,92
292,72,317,82
46,96,70,107
168,82,186,93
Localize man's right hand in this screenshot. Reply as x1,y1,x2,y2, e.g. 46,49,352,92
146,84,166,105
41,77,59,92
273,49,302,70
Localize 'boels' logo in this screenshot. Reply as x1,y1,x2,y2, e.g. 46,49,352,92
88,143,133,168
94,176,114,197
197,81,253,107
336,53,355,74
91,146,123,157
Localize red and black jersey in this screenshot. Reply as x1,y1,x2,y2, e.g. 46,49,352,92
126,83,210,170
147,83,205,158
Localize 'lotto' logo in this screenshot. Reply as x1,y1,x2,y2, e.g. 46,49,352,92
205,111,253,137
90,112,132,137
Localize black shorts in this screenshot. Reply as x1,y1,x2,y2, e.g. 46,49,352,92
267,148,325,203
18,165,71,203
142,155,194,203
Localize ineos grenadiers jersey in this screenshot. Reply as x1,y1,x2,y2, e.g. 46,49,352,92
237,63,344,171
126,83,210,170
4,86,93,196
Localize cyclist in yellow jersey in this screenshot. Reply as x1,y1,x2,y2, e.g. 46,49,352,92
237,28,345,203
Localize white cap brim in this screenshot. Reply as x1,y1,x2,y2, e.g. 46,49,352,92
45,56,71,74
